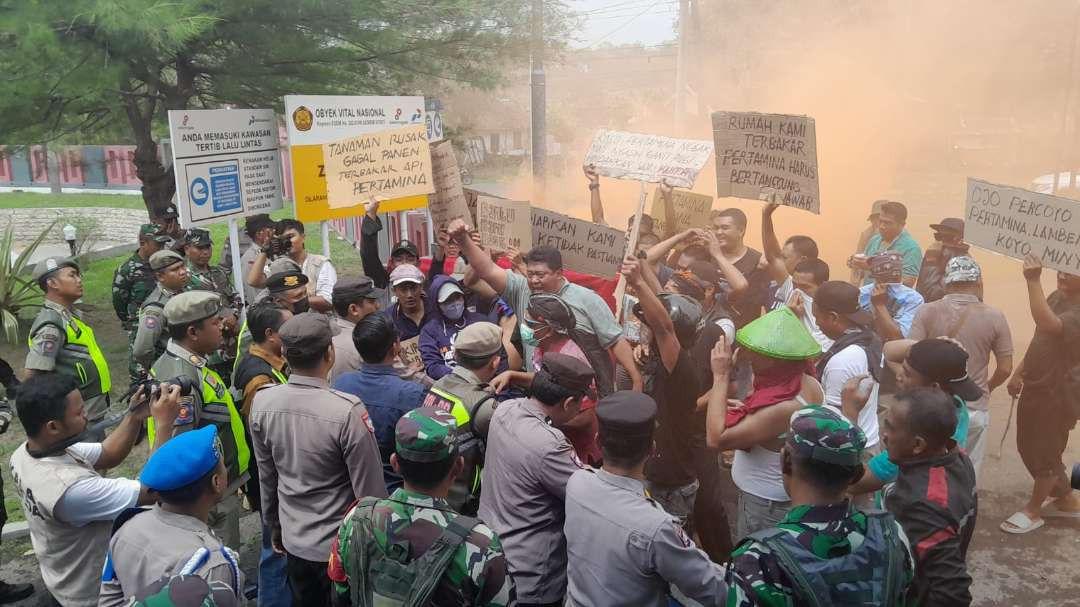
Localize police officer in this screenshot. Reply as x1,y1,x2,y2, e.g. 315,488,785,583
99,426,244,607
421,321,502,515
478,353,592,607
726,405,914,605
112,223,170,332
329,407,515,607
249,312,386,607
564,391,727,606
150,291,251,550
131,250,190,373
232,264,311,375
185,228,240,384
25,257,112,437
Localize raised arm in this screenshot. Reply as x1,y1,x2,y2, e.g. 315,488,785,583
622,257,679,373
644,229,693,269
360,200,391,289
658,180,678,240
870,285,905,341
246,249,269,288
704,231,749,296
585,164,609,227
1023,255,1064,334
760,202,790,284
449,218,508,295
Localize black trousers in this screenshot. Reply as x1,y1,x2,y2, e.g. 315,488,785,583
286,554,332,607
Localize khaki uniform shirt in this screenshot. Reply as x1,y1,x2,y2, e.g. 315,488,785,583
99,506,244,607
249,374,387,562
478,397,584,603
564,468,727,606
25,300,109,421
329,316,361,383
131,285,177,371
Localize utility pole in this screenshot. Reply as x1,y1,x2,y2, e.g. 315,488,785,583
674,0,690,135
1057,2,1080,194
530,0,546,200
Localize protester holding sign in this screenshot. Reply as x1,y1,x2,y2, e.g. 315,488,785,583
585,164,662,240
448,218,643,394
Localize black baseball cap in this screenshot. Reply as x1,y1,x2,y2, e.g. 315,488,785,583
333,277,385,302
392,240,419,258
539,353,596,399
813,281,872,327
929,218,964,236
907,339,983,402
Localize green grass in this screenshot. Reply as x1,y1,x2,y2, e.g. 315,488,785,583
0,193,366,529
0,191,145,210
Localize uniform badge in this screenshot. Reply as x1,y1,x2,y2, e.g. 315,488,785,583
361,410,375,434
144,316,157,329
674,526,693,548
175,403,194,425
189,354,203,366
570,451,585,469
283,276,299,287
41,338,57,353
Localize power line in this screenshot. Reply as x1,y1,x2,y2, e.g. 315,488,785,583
585,0,670,48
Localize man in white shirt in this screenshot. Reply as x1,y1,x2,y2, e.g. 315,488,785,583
811,281,885,460
246,219,337,313
9,373,180,607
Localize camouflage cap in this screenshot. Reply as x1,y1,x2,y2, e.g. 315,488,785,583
139,223,170,243
395,407,458,463
184,228,213,247
787,405,866,467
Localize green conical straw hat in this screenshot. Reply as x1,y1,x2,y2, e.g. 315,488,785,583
735,306,821,360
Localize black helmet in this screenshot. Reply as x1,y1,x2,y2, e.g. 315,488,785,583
527,294,576,334
633,293,704,349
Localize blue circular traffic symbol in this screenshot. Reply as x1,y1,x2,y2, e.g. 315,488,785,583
190,178,210,206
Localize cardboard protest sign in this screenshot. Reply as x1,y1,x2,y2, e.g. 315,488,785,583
428,141,472,227
478,197,531,251
167,109,283,228
531,207,626,277
284,95,428,220
322,124,433,209
582,130,713,188
965,178,1080,273
397,336,422,369
649,188,713,235
712,111,820,214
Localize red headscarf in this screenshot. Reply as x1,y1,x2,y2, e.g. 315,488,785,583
725,359,815,427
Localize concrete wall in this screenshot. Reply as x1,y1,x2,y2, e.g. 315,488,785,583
0,207,149,247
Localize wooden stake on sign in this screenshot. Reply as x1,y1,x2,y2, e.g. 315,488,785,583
614,181,648,322
228,218,246,306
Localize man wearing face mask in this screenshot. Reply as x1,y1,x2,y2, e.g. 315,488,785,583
419,275,505,381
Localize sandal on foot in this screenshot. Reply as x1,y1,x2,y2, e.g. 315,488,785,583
1000,511,1045,534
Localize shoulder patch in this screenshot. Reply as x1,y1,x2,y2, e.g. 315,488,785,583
360,409,375,434
569,450,585,469
175,401,195,425
143,316,158,329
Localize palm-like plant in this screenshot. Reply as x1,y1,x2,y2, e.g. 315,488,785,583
0,219,56,343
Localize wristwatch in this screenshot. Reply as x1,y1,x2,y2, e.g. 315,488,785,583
588,182,600,191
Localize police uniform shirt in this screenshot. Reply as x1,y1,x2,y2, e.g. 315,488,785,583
26,299,110,421
478,397,584,604
132,285,176,368
564,468,727,606
328,316,361,383
248,373,387,562
98,506,243,607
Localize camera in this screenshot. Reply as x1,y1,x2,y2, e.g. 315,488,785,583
266,234,293,259
126,373,197,408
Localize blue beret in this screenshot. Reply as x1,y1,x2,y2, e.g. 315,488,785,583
140,426,222,491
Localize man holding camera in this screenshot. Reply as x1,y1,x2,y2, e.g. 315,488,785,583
149,290,252,549
10,373,181,607
247,219,337,313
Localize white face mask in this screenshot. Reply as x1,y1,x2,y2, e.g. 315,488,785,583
440,300,465,320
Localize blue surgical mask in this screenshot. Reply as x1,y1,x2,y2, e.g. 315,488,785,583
440,300,465,320
520,323,539,347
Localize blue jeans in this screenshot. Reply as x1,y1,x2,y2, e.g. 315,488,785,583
258,524,291,607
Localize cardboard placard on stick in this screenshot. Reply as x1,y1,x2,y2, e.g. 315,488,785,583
712,111,820,214
531,207,626,278
582,130,713,188
322,124,433,209
397,336,422,370
478,197,532,251
965,178,1080,273
649,188,713,236
429,141,472,227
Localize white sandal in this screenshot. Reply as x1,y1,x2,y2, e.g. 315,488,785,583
1000,511,1045,534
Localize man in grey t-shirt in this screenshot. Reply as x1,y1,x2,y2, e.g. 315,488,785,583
447,218,642,393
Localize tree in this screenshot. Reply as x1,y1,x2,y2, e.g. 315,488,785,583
0,0,572,218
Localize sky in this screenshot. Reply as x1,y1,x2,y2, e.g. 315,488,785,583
568,0,679,48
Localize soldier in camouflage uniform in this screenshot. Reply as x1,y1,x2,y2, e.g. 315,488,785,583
329,407,515,607
112,223,170,332
725,406,914,607
184,228,240,385
130,250,190,376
